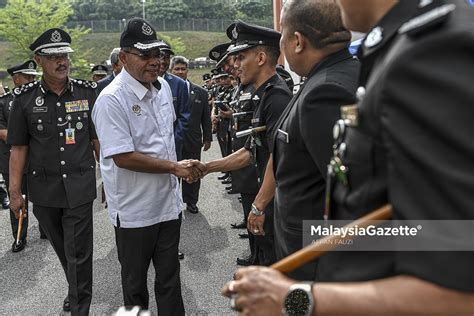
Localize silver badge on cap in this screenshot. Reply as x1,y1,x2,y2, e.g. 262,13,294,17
142,23,153,36
232,26,238,40
211,51,220,59
29,62,34,69
76,122,83,130
365,27,383,48
51,30,62,43
35,96,44,106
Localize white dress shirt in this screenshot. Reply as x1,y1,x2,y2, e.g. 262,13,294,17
92,68,182,228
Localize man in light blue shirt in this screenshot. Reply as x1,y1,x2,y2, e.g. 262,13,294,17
92,18,203,315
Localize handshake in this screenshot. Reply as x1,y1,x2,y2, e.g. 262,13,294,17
174,159,209,183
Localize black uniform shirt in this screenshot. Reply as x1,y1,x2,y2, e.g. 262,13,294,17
319,0,474,292
245,74,292,182
271,50,359,280
7,79,98,208
0,92,13,174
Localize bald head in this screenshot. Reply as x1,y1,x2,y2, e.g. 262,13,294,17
282,0,351,50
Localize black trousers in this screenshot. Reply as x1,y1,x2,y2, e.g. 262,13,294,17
241,193,257,262
115,215,185,315
33,202,93,316
4,174,30,241
182,150,201,205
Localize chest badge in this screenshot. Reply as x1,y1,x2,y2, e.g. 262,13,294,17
76,122,83,130
132,104,142,116
365,26,383,48
8,101,13,111
35,96,44,106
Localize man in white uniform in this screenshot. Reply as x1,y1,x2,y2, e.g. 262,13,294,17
92,17,203,315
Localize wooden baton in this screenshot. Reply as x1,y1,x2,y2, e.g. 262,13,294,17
271,204,393,274
16,204,26,246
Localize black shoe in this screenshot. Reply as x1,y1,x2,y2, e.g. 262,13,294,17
227,189,238,194
63,296,70,312
221,177,232,184
218,173,229,180
230,221,247,229
236,255,255,266
2,196,9,209
178,252,184,260
186,204,199,214
238,233,250,239
12,239,26,253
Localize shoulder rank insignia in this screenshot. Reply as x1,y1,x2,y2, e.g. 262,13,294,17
399,3,455,36
71,79,98,89
13,80,39,96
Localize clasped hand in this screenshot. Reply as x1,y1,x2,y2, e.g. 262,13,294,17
175,159,208,183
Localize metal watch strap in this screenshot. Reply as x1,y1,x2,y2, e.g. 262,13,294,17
251,203,264,216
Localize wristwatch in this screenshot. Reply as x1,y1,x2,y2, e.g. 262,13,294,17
251,203,264,216
283,283,315,316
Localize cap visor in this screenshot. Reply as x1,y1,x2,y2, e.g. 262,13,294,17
38,46,74,55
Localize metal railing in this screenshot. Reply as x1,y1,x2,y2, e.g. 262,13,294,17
66,18,272,33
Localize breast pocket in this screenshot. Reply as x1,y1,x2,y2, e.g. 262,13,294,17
28,114,53,139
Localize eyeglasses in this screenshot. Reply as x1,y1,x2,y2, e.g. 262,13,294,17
124,50,161,60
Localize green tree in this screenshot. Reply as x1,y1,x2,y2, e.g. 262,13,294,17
158,33,186,56
0,0,92,79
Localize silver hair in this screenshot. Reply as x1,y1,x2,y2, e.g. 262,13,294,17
110,47,121,65
170,55,189,69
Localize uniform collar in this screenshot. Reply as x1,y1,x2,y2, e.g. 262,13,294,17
39,77,74,96
121,68,153,101
358,0,420,60
306,48,354,81
253,73,279,99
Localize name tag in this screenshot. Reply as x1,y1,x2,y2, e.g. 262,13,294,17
195,99,202,103
251,118,260,124
65,100,89,113
277,129,290,143
65,128,75,144
33,107,48,113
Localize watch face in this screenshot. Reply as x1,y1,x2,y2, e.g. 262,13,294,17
284,288,310,315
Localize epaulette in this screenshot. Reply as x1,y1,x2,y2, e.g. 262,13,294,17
398,3,455,37
264,82,274,92
0,91,12,99
13,80,39,96
70,78,98,89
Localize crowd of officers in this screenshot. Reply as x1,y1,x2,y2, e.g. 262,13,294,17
1,0,473,315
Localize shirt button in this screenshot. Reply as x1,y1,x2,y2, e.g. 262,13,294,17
38,119,42,123
59,132,63,137
60,147,64,151
32,171,36,175
62,174,67,178
61,161,65,165
58,117,63,122
56,102,61,107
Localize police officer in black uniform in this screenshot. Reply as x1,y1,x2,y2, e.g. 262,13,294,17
0,60,45,252
248,0,359,280
205,21,292,266
222,1,474,315
8,28,99,315
210,40,261,264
